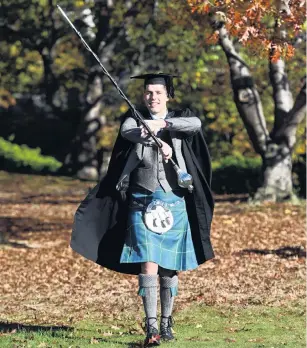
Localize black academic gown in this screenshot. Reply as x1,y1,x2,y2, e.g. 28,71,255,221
70,107,215,275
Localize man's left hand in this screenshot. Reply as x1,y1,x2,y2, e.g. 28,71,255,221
140,120,167,137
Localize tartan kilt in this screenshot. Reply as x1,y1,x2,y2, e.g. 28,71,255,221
120,185,198,271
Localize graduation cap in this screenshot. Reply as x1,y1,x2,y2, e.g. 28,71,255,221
130,73,180,98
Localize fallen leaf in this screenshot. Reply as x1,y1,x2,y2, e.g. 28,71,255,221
90,337,99,344
102,331,113,337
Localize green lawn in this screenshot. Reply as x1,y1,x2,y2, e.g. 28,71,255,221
1,302,305,347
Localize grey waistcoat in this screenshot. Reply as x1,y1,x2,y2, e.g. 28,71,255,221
130,131,178,192
116,111,200,193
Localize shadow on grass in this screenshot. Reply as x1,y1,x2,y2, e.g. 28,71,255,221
213,194,249,203
0,322,144,347
0,322,73,333
91,338,143,347
0,217,71,234
238,246,306,258
0,195,82,205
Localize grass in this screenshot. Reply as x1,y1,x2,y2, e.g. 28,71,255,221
0,170,93,194
0,171,305,347
1,302,305,347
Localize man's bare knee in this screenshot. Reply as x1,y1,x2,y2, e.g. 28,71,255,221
141,262,158,274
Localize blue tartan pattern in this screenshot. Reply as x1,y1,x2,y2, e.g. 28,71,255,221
120,185,198,271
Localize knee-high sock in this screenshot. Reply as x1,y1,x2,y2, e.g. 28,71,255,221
138,273,158,330
160,274,178,326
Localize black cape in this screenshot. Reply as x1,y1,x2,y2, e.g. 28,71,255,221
70,107,215,275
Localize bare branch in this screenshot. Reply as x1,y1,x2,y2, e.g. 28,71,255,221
209,13,271,155
275,0,292,15
274,77,306,149
269,22,294,135
269,59,294,131
292,31,307,48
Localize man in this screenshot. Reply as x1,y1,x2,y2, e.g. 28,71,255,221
70,73,215,347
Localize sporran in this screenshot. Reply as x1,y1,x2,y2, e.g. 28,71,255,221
143,199,174,234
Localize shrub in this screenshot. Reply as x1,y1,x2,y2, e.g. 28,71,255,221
212,156,262,194
211,155,305,197
0,137,62,173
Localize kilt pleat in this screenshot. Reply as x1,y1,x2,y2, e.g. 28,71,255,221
120,185,198,271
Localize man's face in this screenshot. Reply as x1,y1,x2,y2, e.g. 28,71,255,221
143,84,169,115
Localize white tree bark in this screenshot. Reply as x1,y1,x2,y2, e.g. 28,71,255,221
209,10,306,202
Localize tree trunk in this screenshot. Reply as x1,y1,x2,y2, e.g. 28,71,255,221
61,0,153,180
0,218,9,244
75,74,104,180
62,73,104,180
61,1,112,180
253,143,294,202
98,149,111,178
209,11,306,202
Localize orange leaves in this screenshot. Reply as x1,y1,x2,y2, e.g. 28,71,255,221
205,32,220,45
0,89,16,109
269,42,296,63
239,27,259,43
285,43,296,59
187,0,304,60
270,43,282,63
188,0,211,14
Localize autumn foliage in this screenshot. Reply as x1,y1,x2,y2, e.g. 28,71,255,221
187,0,306,61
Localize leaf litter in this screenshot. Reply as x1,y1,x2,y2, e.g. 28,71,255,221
0,175,305,327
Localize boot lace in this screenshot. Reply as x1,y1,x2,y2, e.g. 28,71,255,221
160,315,174,334
144,317,159,334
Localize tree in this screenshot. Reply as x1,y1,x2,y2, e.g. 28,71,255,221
1,0,305,194
61,0,212,179
188,0,306,202
61,0,161,180
0,0,89,160
1,0,80,110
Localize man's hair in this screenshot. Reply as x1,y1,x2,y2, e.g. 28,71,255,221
131,73,177,98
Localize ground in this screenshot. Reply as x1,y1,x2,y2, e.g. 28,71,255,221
0,171,305,347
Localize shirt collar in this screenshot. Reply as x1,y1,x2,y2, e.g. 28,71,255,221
150,109,168,120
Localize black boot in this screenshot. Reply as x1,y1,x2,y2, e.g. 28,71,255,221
160,315,175,341
144,317,160,347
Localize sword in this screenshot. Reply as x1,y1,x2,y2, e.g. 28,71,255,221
57,5,193,192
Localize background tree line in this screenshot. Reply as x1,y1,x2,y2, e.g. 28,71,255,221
0,0,306,201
